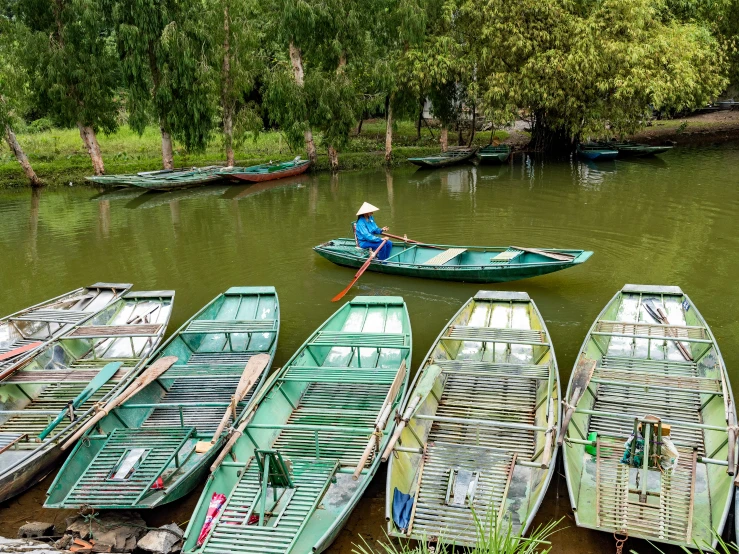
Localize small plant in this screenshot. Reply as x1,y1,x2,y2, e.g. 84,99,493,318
645,530,739,554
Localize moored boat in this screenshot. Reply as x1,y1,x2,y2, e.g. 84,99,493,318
384,291,559,545
45,287,278,510
0,290,174,502
0,283,131,379
577,143,618,161
600,140,673,157
560,284,735,550
218,158,311,182
314,238,592,283
181,295,412,554
408,148,478,168
478,144,511,164
87,166,224,190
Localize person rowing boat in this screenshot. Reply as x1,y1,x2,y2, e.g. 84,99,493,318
355,202,392,260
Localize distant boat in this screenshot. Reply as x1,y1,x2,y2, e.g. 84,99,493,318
87,167,224,190
478,144,511,164
599,141,673,157
576,143,619,161
408,148,478,168
219,158,311,182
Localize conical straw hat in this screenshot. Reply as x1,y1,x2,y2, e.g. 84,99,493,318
356,202,379,216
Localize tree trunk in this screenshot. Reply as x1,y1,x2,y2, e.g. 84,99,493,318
5,124,42,186
530,109,571,153
77,122,105,175
467,104,476,147
289,41,317,165
160,123,174,170
356,115,364,136
457,120,465,146
385,102,393,163
416,99,423,140
440,126,448,152
328,146,339,171
222,3,235,167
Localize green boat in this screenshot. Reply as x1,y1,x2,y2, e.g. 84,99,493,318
478,144,511,164
218,158,311,183
561,284,735,550
0,290,174,503
314,239,593,283
599,141,673,157
384,291,559,545
181,295,412,554
0,283,131,378
408,148,478,168
576,143,619,161
45,287,278,510
87,166,224,190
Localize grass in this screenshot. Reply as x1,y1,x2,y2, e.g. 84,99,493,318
0,120,509,187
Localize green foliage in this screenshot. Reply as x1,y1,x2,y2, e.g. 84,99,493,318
0,16,31,130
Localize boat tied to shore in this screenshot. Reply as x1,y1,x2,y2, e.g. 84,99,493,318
478,144,511,164
383,291,560,545
407,148,478,168
180,295,411,554
0,290,174,503
45,287,278,510
560,284,735,550
88,167,225,190
218,158,311,182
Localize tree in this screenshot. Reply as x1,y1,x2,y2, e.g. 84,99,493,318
109,0,216,169
0,17,41,186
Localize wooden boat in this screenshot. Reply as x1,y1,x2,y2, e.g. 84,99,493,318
478,144,511,164
576,143,618,161
384,291,559,545
600,141,673,157
314,239,593,283
45,287,278,510
560,284,735,550
0,283,131,379
408,148,478,168
181,296,412,554
219,158,311,182
87,166,224,190
0,290,174,503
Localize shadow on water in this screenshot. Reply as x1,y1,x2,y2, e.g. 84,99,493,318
1,143,739,553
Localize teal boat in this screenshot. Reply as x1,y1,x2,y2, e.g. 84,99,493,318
600,141,673,157
45,287,278,510
218,158,311,183
0,290,174,503
478,144,511,164
561,284,735,550
577,143,618,161
181,296,412,554
0,283,131,379
314,239,592,283
385,291,559,545
408,148,478,168
87,166,224,190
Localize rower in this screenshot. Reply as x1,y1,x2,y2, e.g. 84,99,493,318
355,202,392,260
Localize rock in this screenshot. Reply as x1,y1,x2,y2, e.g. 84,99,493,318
16,524,55,540
136,524,183,554
65,512,146,553
52,536,72,551
0,537,63,553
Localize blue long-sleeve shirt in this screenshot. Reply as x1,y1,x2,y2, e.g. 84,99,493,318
355,215,383,245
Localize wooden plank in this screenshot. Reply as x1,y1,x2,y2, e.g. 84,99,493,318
0,341,42,362
422,248,467,266
511,246,575,261
66,324,162,338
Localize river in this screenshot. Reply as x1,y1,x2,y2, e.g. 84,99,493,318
1,143,738,553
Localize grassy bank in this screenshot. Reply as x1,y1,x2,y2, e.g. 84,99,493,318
0,120,509,187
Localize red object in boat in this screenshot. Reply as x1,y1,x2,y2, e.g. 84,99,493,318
196,492,227,546
225,160,311,183
150,477,164,490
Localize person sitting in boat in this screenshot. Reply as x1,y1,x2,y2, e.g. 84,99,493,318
355,202,392,260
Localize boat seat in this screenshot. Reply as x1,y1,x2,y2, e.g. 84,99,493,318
279,366,399,384
201,458,339,553
490,248,523,264
596,320,708,341
4,366,128,384
10,309,89,324
435,360,550,380
421,248,467,266
442,326,547,345
181,320,277,335
65,323,163,338
309,331,410,349
59,427,195,507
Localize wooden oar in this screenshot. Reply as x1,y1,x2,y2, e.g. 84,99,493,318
38,361,122,440
352,360,407,480
381,364,442,462
0,341,43,363
195,353,271,454
61,355,178,451
331,238,388,302
511,246,575,262
210,370,281,472
381,232,444,249
643,300,693,361
557,357,596,446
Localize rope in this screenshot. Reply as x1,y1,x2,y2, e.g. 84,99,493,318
614,532,628,554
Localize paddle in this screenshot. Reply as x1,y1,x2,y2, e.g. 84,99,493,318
643,300,693,361
195,353,271,454
558,358,596,446
381,364,442,462
61,355,178,451
210,370,281,472
0,341,43,363
331,238,388,302
38,361,122,440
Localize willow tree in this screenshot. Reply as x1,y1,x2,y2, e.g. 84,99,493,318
12,0,120,175
108,0,215,168
0,18,41,186
458,0,727,151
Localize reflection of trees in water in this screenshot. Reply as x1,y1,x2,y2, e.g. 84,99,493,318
385,169,394,217
27,187,41,263
98,200,110,239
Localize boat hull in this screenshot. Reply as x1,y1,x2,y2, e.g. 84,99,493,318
224,161,311,182
408,149,478,168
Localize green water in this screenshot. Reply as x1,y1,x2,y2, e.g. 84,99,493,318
1,144,738,552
